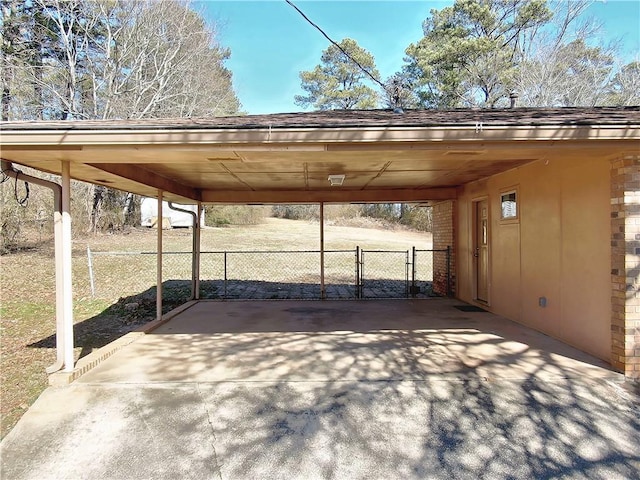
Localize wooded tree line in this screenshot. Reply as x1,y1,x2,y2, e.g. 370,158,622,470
1,0,240,247
271,203,433,232
1,0,239,120
296,0,640,110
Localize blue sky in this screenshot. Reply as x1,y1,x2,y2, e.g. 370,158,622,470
196,0,640,114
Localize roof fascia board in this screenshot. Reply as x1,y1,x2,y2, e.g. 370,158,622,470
1,124,638,146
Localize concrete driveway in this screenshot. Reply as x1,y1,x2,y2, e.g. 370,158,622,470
2,299,639,479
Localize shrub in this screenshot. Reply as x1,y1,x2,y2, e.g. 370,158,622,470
271,204,319,220
271,203,432,232
399,205,432,232
205,205,269,227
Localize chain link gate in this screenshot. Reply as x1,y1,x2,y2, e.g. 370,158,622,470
357,249,410,299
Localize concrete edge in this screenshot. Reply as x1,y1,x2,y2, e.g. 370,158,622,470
49,300,198,386
133,300,198,334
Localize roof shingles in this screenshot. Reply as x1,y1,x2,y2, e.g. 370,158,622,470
1,107,639,131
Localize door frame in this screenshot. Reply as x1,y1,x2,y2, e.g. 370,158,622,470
471,196,491,305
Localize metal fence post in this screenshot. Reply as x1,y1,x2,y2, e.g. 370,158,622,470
411,246,416,298
356,248,360,299
360,249,364,299
405,250,410,297
224,251,228,299
87,246,95,297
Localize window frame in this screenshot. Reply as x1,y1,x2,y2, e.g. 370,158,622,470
499,188,519,223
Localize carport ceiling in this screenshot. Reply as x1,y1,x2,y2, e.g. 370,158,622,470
1,107,638,204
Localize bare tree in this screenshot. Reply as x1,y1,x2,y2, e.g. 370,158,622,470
606,60,640,106
1,0,31,120
513,0,622,107
15,0,240,121
2,0,240,233
516,38,615,107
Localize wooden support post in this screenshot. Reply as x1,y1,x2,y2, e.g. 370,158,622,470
157,192,163,321
320,202,325,300
61,161,74,372
195,202,202,300
49,186,65,373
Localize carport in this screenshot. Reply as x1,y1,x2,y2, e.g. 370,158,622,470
1,107,639,379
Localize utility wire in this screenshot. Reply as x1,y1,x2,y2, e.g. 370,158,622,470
285,0,388,92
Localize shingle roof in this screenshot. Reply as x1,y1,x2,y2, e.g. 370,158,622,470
2,107,639,130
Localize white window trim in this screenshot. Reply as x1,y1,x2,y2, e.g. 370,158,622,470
500,188,519,222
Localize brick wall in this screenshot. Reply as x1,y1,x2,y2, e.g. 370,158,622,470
610,155,640,379
432,200,456,296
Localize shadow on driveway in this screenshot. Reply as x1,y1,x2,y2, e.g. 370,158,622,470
4,299,639,479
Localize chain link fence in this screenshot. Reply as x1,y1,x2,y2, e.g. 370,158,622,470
85,247,450,302
413,248,436,296
221,250,321,300
325,250,359,299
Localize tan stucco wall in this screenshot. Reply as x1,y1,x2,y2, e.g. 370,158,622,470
456,156,611,361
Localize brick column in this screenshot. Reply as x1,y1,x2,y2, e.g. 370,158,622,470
432,200,456,297
611,155,640,379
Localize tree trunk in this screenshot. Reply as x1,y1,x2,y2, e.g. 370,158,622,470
123,193,140,226
90,185,105,232
1,60,11,121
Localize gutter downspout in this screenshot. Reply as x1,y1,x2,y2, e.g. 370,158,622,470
1,159,71,373
168,202,200,300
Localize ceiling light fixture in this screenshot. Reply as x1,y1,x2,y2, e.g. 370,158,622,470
328,174,345,186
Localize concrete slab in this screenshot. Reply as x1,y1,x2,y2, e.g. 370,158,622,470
2,379,639,479
2,299,638,480
78,299,616,384
1,384,220,480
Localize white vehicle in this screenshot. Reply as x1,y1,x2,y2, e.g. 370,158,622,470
140,198,204,228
